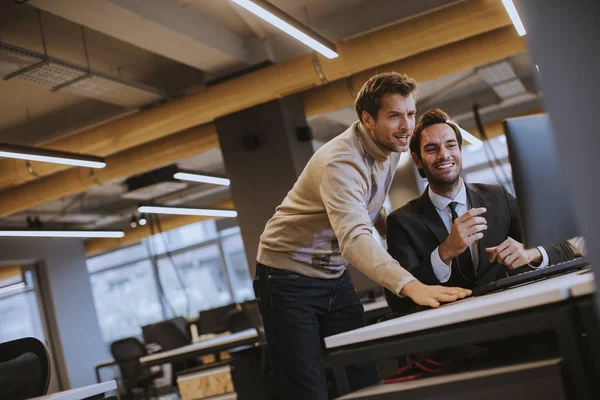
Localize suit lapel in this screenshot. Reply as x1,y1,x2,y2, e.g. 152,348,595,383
466,184,488,276
416,187,449,245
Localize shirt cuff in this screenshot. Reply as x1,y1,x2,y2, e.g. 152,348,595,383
431,247,452,283
536,246,549,267
393,276,417,297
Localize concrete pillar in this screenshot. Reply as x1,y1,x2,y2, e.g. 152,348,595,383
215,95,314,275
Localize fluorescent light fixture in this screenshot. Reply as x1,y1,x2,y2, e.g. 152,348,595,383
174,172,231,186
138,205,238,218
0,230,124,238
230,0,338,59
0,143,106,168
501,0,526,36
138,214,147,226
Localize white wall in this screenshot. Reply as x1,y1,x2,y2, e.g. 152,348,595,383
0,237,109,389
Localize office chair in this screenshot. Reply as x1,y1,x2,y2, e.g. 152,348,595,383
0,337,51,400
110,337,162,400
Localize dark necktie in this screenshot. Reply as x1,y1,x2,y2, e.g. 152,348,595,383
448,202,476,280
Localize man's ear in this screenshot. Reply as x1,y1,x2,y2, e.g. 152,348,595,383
362,110,374,129
411,152,422,169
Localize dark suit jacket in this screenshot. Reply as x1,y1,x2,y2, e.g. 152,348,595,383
385,183,575,313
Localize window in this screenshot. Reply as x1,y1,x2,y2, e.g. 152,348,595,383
156,244,233,317
86,243,148,273
0,270,46,344
221,231,254,302
86,219,254,343
90,259,163,343
145,219,219,256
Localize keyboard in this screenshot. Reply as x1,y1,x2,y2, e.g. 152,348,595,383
472,257,590,297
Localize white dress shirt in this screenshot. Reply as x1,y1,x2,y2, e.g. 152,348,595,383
429,180,549,283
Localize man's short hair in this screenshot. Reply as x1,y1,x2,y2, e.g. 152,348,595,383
354,72,417,123
410,108,463,178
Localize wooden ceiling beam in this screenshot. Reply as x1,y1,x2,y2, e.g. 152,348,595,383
0,0,509,191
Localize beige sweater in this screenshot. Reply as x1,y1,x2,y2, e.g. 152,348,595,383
257,122,415,295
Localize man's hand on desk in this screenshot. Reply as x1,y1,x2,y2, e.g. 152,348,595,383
438,208,487,265
400,280,472,308
486,236,542,269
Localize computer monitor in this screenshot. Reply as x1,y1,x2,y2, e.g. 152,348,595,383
141,316,191,350
504,114,580,248
198,303,239,335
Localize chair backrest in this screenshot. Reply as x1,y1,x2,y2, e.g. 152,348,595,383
110,337,147,393
198,304,238,335
141,319,190,351
0,337,51,399
111,337,147,362
227,309,252,333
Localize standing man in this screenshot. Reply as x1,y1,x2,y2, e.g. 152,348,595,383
255,73,471,399
385,108,581,313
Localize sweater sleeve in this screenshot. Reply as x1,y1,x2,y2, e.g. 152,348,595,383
319,158,415,295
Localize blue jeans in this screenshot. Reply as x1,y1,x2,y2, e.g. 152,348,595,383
254,263,380,400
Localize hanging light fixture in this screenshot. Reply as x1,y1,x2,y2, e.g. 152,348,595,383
138,205,237,218
230,0,338,59
0,143,106,168
0,230,124,238
138,213,147,226
173,171,231,186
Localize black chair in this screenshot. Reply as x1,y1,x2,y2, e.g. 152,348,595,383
110,337,161,400
0,337,50,400
198,304,239,335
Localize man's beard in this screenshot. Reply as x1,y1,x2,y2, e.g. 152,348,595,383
424,165,461,189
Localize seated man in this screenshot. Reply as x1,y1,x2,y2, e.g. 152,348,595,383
385,108,583,313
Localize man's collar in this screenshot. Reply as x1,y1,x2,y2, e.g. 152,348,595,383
428,179,466,211
355,121,390,162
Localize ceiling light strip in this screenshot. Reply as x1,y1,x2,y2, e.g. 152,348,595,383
0,143,106,168
138,205,237,218
0,230,124,238
501,0,526,36
174,172,231,186
230,0,338,59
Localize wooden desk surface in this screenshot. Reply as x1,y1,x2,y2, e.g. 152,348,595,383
336,359,561,399
140,328,258,365
31,380,117,400
570,270,596,297
325,271,593,349
362,298,388,313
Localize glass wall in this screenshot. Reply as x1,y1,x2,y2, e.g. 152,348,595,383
86,219,252,343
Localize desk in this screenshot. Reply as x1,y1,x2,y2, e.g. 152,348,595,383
32,380,117,400
94,359,117,383
362,298,388,313
325,271,594,399
140,328,259,367
569,270,600,392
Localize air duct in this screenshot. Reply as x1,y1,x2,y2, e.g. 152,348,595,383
0,0,510,190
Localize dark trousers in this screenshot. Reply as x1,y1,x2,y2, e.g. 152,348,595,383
254,262,380,400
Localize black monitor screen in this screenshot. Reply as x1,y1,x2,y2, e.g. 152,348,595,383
504,114,580,248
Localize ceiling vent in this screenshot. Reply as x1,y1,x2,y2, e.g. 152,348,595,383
1,42,163,108
122,165,188,200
